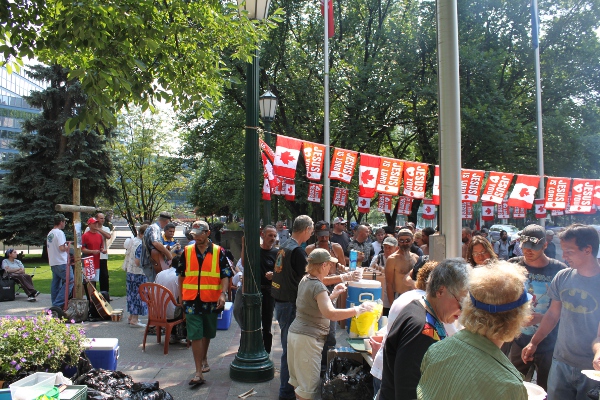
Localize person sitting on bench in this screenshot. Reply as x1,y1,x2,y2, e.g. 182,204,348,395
2,248,40,302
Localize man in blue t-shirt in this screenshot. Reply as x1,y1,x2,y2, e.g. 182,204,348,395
508,224,566,390
522,224,600,399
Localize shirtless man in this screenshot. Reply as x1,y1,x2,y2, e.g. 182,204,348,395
385,229,418,304
305,221,345,275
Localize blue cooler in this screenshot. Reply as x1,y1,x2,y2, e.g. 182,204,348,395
217,301,233,330
346,280,381,332
84,338,119,370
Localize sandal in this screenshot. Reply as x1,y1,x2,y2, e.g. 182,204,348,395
188,375,205,386
202,364,210,373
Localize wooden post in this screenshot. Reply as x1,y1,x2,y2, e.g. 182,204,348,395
55,180,97,299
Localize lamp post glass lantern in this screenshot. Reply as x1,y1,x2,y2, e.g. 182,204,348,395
231,0,275,383
236,0,272,20
259,90,277,121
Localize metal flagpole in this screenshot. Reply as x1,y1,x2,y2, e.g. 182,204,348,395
532,0,545,227
324,0,331,223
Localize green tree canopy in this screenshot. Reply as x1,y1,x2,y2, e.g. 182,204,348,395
0,0,280,130
0,65,115,245
111,108,187,235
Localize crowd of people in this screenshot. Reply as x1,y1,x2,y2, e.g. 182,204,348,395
33,211,600,399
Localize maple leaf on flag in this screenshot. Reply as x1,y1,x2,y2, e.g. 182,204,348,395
361,170,374,184
485,209,491,214
288,186,293,193
425,206,431,212
519,188,530,197
552,203,557,207
464,195,468,200
360,199,367,206
280,151,296,165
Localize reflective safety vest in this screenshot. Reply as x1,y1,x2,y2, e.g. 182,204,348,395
182,244,222,302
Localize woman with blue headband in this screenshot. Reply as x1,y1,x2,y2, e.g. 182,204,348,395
417,261,531,399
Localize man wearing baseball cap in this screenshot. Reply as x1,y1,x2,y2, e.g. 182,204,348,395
330,217,350,260
522,224,600,399
370,236,398,316
140,211,173,282
47,213,71,307
508,224,567,390
177,220,233,386
81,217,104,286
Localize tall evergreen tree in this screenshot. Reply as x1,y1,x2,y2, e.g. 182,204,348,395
0,65,115,245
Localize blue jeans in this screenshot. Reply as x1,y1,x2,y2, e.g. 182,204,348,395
51,264,73,308
275,301,296,399
547,358,598,400
373,377,381,399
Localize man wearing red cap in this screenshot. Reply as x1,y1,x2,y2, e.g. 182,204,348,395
82,217,104,286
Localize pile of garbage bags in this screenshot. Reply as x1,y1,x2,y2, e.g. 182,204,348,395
321,356,373,400
71,354,173,400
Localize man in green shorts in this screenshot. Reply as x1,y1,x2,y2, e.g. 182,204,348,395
177,221,233,386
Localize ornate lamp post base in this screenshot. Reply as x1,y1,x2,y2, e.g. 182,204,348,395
230,293,274,382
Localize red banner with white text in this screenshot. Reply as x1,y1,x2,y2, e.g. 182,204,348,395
333,187,349,207
403,162,428,199
481,171,514,204
461,169,485,202
377,157,404,196
303,141,326,181
329,148,358,183
307,183,323,203
569,178,595,213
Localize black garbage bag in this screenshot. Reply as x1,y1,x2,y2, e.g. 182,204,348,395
75,369,173,400
321,356,373,400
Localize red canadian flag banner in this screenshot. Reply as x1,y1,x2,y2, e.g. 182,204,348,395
422,199,436,220
262,153,276,189
481,171,514,204
507,174,540,209
284,179,295,201
262,178,271,200
377,194,393,213
461,169,485,202
259,138,276,163
498,200,510,219
398,196,413,215
432,165,440,205
534,199,546,218
482,201,495,221
513,206,526,219
329,148,358,183
569,178,595,213
303,141,326,181
377,157,404,196
358,197,371,213
272,176,284,195
461,201,473,219
403,162,428,199
320,0,334,38
358,153,380,198
594,180,600,206
544,177,570,210
273,136,302,179
333,187,349,207
307,183,323,203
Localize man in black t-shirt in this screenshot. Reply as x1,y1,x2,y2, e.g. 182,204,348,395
330,217,350,264
260,225,279,353
508,224,566,390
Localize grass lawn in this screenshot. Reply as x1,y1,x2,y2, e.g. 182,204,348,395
22,254,127,297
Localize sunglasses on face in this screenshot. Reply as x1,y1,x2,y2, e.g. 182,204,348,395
472,251,489,257
398,239,411,244
520,235,543,244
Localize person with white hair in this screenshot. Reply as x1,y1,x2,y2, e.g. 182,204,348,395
417,261,530,399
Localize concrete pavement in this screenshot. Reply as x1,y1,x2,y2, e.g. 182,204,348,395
0,293,298,400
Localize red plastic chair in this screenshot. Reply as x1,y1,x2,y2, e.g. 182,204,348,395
138,282,186,355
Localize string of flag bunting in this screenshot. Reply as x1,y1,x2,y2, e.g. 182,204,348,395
259,134,600,219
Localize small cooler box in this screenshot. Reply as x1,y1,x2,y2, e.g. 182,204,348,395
346,280,382,332
217,301,233,330
84,338,119,371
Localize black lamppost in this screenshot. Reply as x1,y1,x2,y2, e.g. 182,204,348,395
230,0,275,383
259,90,277,225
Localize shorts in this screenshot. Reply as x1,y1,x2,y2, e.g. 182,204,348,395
287,331,325,399
186,313,217,340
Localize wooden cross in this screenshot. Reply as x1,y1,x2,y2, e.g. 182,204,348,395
55,179,98,299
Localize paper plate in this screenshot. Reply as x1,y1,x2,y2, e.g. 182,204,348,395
582,370,600,381
523,382,546,400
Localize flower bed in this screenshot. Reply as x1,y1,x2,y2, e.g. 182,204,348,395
0,311,86,384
